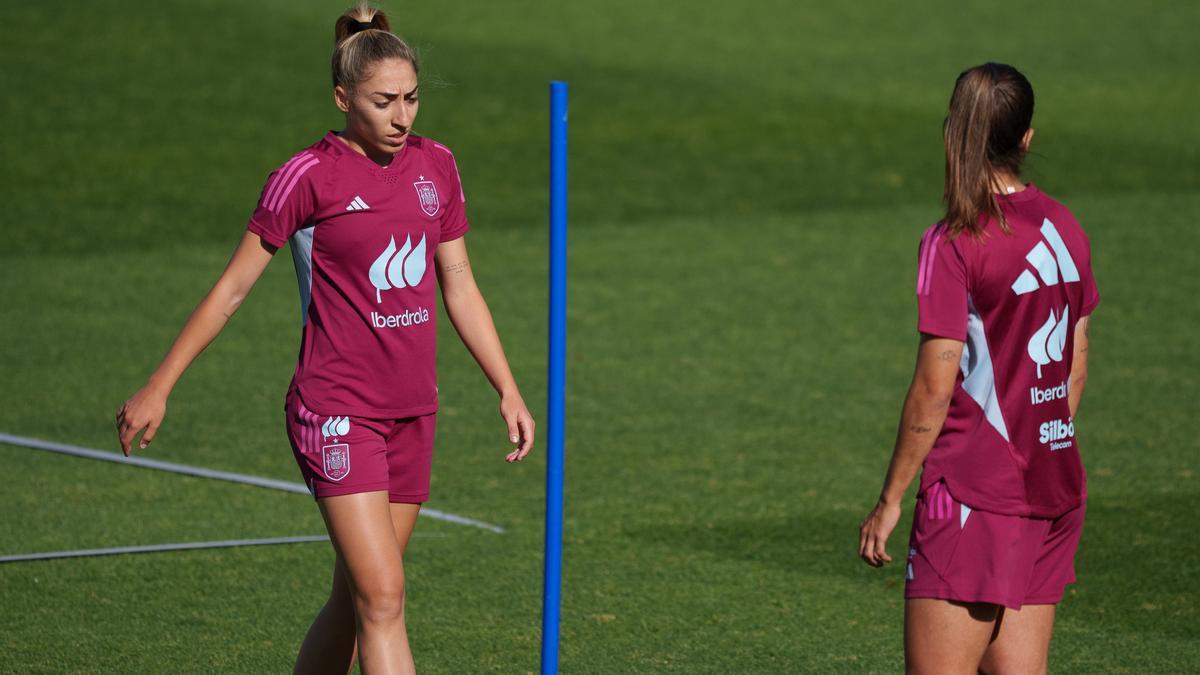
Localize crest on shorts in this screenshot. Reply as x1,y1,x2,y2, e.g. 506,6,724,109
413,176,440,216
322,443,350,481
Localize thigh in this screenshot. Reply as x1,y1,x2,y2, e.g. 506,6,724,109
319,491,405,598
905,598,999,674
389,503,422,557
979,604,1055,675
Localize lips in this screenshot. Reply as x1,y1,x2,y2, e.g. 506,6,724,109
386,131,408,145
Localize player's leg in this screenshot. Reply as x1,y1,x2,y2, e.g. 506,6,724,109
978,604,1055,675
980,503,1085,674
293,557,358,675
390,503,422,554
905,598,999,673
321,490,415,675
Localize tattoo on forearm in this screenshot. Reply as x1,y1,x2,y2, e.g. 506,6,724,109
909,424,933,434
445,260,469,274
937,350,957,362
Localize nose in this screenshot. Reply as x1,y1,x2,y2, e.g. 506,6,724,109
394,107,412,130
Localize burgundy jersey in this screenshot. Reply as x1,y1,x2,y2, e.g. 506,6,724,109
247,132,469,418
916,185,1100,517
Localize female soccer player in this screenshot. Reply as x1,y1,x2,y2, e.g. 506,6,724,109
858,63,1099,673
116,4,534,673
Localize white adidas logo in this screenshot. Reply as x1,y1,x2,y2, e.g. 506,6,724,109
1011,218,1080,295
345,196,370,211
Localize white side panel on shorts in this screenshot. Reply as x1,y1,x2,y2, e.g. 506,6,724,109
960,296,1011,441
289,225,316,325
960,503,972,528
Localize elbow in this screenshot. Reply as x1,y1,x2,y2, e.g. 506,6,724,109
1071,367,1088,390
911,380,954,411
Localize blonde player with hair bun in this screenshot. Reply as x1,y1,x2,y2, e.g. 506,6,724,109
117,4,534,672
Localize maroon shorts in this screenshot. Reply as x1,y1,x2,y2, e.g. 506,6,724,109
285,388,436,503
905,481,1085,610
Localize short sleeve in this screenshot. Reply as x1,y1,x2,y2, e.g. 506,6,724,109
916,226,968,341
246,151,321,248
433,144,470,242
1079,234,1100,317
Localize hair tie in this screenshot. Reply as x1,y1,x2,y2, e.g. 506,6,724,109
351,20,374,34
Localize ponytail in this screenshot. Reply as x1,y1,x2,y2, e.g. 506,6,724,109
332,3,419,91
942,63,1034,238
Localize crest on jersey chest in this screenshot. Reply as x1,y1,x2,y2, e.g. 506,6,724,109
413,176,440,217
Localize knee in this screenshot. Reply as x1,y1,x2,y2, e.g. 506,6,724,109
353,579,406,626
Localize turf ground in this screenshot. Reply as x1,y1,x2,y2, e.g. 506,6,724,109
1,0,1198,671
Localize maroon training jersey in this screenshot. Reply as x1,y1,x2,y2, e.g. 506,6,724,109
247,132,469,418
916,184,1100,517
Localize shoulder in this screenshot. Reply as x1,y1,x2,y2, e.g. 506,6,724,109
264,138,336,184
409,135,461,172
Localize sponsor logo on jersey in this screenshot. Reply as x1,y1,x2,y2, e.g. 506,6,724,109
1039,417,1075,451
1030,380,1069,406
414,176,440,216
345,195,370,211
1027,306,1069,378
368,234,428,303
371,307,431,329
1011,218,1081,296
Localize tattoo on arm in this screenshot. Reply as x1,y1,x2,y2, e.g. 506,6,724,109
908,424,933,434
444,260,469,275
937,350,957,362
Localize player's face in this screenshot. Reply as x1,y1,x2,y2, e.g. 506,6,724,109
335,57,420,164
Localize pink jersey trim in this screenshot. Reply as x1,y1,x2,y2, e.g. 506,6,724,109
262,153,308,211
918,231,943,296
917,229,933,295
268,155,320,213
429,140,466,203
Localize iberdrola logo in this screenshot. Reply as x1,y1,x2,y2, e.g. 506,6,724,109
368,234,427,303
1027,306,1069,378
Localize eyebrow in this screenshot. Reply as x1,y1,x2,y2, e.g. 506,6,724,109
371,85,420,99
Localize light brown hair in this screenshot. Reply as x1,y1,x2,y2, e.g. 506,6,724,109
942,63,1034,238
332,2,419,92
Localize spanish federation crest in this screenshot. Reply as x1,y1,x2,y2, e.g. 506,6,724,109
413,176,440,216
321,443,350,481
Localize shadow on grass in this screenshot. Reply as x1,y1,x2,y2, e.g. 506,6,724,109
623,509,911,586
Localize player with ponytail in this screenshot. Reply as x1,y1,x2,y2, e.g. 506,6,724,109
117,4,534,672
858,63,1100,672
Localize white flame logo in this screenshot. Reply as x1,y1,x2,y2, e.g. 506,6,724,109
322,416,351,439
368,234,427,303
1027,306,1069,378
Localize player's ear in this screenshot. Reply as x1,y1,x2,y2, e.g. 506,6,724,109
333,85,352,113
1021,127,1035,153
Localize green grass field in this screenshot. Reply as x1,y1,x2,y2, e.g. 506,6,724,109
2,1,1198,671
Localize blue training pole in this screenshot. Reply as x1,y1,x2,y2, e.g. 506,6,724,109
541,80,568,675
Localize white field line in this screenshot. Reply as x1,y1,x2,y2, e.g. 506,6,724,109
0,432,504,534
0,533,447,564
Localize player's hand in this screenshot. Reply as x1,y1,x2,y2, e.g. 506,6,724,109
858,498,902,567
499,392,535,463
116,384,168,456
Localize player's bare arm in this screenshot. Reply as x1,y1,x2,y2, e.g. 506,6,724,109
435,237,535,462
1068,316,1090,417
116,232,276,455
859,335,963,567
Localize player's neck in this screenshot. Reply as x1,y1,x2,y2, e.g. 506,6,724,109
335,130,398,168
990,170,1026,195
